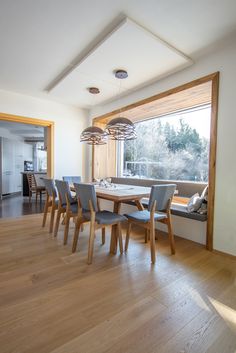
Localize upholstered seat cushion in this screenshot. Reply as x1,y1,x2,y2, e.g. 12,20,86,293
83,210,127,225
171,204,207,221
31,186,45,191
69,203,78,214
53,198,59,205
61,199,77,207
124,210,167,223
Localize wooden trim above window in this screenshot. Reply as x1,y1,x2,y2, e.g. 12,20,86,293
93,73,216,125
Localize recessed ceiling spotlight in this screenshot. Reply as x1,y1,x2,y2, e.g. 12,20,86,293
88,87,100,94
114,69,128,79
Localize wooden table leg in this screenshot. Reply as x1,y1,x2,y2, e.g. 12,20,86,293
135,199,144,211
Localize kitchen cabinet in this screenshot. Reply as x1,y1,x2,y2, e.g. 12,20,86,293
0,137,33,197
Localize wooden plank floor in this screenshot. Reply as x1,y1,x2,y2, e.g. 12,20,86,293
0,214,235,353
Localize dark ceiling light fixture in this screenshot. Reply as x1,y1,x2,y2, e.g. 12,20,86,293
80,87,107,145
88,87,100,94
105,70,136,140
80,126,107,145
106,117,136,140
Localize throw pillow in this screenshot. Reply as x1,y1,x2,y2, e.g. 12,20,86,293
201,185,208,201
187,193,203,213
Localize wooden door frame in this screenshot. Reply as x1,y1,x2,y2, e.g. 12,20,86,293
92,72,219,251
0,112,54,177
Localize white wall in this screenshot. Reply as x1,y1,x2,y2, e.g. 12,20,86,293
90,36,236,256
0,90,88,179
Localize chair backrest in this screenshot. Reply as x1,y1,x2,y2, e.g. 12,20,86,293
27,173,37,190
73,183,97,212
55,180,73,205
148,184,176,212
62,176,81,184
42,178,57,198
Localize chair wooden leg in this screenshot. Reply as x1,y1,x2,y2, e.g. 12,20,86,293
36,191,38,204
167,217,175,255
125,222,132,251
54,210,61,237
101,227,106,245
117,223,123,254
72,219,81,253
61,215,66,225
111,225,118,254
49,206,56,233
145,229,150,243
88,221,95,264
109,225,116,254
150,221,156,264
63,213,70,245
42,198,49,227
40,191,42,203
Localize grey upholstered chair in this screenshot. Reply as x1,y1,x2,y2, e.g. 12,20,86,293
125,184,176,264
54,180,77,241
73,183,127,264
62,176,81,184
42,178,58,233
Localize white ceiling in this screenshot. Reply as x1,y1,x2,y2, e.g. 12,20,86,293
50,18,192,107
0,0,236,109
0,121,44,138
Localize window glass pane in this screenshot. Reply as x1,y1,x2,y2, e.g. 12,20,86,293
122,105,211,182
36,142,47,171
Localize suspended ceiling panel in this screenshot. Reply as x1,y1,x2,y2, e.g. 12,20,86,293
49,18,192,108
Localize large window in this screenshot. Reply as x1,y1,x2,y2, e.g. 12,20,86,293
121,105,211,182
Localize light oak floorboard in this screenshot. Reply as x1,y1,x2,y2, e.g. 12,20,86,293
0,215,235,353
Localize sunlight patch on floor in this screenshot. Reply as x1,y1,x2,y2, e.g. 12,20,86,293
209,297,236,333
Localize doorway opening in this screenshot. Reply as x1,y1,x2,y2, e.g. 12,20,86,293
0,113,54,218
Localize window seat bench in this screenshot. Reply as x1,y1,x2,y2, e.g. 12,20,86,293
110,177,207,222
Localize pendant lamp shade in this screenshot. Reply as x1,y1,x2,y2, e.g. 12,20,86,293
80,126,107,145
105,117,137,140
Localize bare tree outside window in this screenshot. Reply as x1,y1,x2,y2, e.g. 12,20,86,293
122,105,210,182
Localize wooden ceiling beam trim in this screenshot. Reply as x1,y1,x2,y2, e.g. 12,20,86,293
93,73,217,125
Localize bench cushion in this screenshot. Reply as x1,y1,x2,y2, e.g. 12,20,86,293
171,204,207,222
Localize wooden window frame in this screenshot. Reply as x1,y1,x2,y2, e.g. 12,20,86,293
92,72,219,251
0,112,54,177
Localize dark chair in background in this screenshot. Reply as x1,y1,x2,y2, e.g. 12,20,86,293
26,173,45,204
125,184,176,264
42,178,58,233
